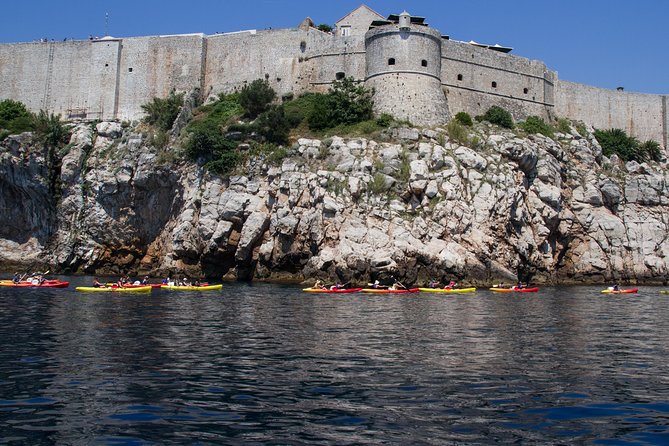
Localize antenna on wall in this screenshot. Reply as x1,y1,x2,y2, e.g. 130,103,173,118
105,12,109,37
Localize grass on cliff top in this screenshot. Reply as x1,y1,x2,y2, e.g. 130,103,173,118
186,93,243,135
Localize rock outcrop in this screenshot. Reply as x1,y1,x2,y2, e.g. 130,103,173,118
1,122,668,285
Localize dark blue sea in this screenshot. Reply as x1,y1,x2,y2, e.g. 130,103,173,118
2,278,669,445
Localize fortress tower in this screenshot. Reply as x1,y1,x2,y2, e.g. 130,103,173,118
364,11,449,126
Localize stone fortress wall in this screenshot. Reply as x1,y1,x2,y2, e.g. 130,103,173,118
0,6,666,148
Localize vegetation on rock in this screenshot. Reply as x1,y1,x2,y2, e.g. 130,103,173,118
594,128,662,163
476,106,514,129
141,91,184,131
518,116,554,138
454,111,473,127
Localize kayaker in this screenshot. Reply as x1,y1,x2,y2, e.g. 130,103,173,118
444,280,457,290
313,279,325,290
390,281,406,291
12,272,20,284
194,279,201,287
613,284,620,291
141,276,149,285
515,281,524,290
372,280,381,289
93,278,104,288
428,279,440,288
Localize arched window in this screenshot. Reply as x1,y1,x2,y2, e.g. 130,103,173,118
388,58,396,66
457,74,463,81
523,88,528,94
491,81,497,88
421,60,428,67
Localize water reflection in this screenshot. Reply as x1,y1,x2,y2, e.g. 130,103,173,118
1,282,668,444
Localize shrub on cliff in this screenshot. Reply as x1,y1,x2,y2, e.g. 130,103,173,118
187,93,243,135
454,112,473,127
519,116,554,138
32,110,69,148
637,140,663,162
255,105,291,145
141,91,184,131
480,106,514,129
239,79,276,119
307,77,374,130
0,99,33,136
594,128,639,162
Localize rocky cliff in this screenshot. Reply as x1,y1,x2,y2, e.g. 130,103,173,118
1,121,668,285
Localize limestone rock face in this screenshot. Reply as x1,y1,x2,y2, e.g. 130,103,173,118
1,121,669,285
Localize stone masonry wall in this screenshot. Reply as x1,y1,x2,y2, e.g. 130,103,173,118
441,39,555,121
116,35,205,121
303,31,367,91
0,40,121,120
203,28,310,101
556,80,667,148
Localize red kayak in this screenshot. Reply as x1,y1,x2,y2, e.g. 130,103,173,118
303,287,363,293
601,288,638,294
0,280,70,288
361,288,420,294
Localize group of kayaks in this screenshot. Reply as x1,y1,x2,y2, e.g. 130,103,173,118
0,278,222,292
302,286,535,294
75,283,223,293
303,286,651,295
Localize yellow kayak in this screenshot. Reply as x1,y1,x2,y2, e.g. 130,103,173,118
75,286,152,293
418,287,476,294
161,284,223,291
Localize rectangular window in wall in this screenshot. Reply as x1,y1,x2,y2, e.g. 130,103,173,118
340,26,351,37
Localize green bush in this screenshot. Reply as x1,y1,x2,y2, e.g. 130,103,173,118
185,126,236,160
637,140,662,162
32,110,69,148
454,111,473,127
519,116,554,138
446,119,469,145
141,91,184,131
187,93,243,135
481,106,514,129
255,105,291,145
307,77,374,130
594,128,639,162
283,93,323,128
556,118,572,134
239,79,276,119
317,24,333,33
376,113,393,127
0,99,34,134
205,151,242,175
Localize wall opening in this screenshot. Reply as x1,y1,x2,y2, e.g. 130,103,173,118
105,63,108,67
523,88,528,94
340,26,351,37
388,58,396,66
128,68,133,72
335,72,345,80
491,81,497,88
421,60,428,67
457,74,463,81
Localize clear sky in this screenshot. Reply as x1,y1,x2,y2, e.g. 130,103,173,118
1,0,667,95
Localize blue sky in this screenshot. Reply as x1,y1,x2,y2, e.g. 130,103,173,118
1,0,667,95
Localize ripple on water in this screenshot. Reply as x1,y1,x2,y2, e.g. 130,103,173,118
2,283,669,444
